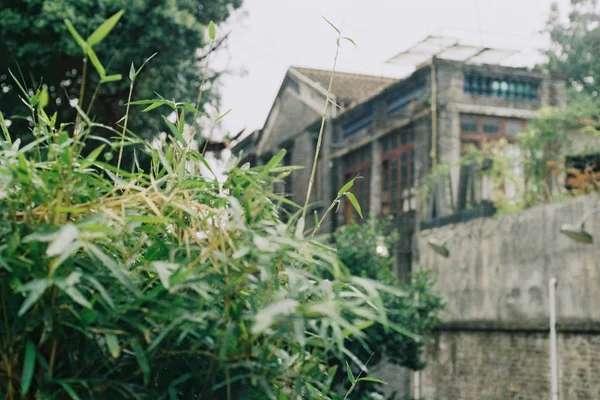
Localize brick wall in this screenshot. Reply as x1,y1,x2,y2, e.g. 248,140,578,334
422,330,600,400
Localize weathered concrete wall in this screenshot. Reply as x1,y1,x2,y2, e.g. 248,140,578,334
418,194,600,325
422,330,600,400
417,194,600,399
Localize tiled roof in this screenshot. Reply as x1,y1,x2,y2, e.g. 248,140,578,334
294,67,396,107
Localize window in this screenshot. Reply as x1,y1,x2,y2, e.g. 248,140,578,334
343,146,371,224
342,113,374,138
483,121,500,135
386,85,426,114
460,114,526,154
381,127,415,215
463,72,538,100
460,118,478,134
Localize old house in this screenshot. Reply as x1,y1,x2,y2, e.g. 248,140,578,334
235,36,566,279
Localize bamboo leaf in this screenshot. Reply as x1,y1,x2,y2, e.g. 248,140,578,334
18,279,49,317
86,47,106,78
345,361,355,384
64,19,87,52
87,10,125,47
21,340,36,395
0,111,12,143
100,74,122,83
132,341,150,385
142,101,167,112
86,243,139,295
62,286,92,309
38,86,49,109
337,178,355,196
208,21,216,41
105,334,120,358
345,192,362,218
133,53,157,79
342,36,357,48
322,16,341,34
357,376,387,384
58,380,82,400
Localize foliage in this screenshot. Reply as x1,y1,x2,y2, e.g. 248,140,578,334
0,0,242,148
333,218,444,398
0,14,416,400
420,97,600,216
517,99,600,206
545,0,600,98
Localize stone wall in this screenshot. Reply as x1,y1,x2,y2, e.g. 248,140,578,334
422,330,600,400
416,194,600,399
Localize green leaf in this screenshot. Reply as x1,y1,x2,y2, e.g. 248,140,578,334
21,340,36,395
342,36,357,48
266,149,287,169
86,47,106,78
81,144,106,167
129,63,136,81
62,286,92,309
322,16,341,34
345,361,355,384
0,111,12,144
142,101,167,112
58,380,81,400
38,86,49,109
132,341,150,385
18,279,49,317
357,377,387,384
86,243,139,295
133,53,157,79
64,19,87,52
87,10,125,47
46,224,79,257
345,192,362,218
208,21,216,41
337,178,355,196
105,334,120,358
84,275,115,309
100,74,122,83
152,261,179,290
162,116,185,145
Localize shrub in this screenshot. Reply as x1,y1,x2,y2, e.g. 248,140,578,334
333,218,444,398
0,12,441,400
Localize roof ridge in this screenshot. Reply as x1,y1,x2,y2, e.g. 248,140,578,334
293,66,396,82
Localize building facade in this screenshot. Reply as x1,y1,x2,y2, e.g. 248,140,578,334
236,53,566,278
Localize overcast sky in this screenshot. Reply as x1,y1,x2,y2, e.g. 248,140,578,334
212,0,571,137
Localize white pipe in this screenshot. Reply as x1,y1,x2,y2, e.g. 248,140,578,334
549,277,559,400
414,370,421,399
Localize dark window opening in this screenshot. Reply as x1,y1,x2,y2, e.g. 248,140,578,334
565,153,600,191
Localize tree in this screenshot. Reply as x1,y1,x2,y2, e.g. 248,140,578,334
0,0,242,150
545,0,600,98
333,218,444,398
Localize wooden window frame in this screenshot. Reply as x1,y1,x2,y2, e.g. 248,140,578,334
460,114,526,155
380,128,415,216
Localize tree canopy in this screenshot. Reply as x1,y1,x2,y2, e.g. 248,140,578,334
0,0,242,143
545,0,600,98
